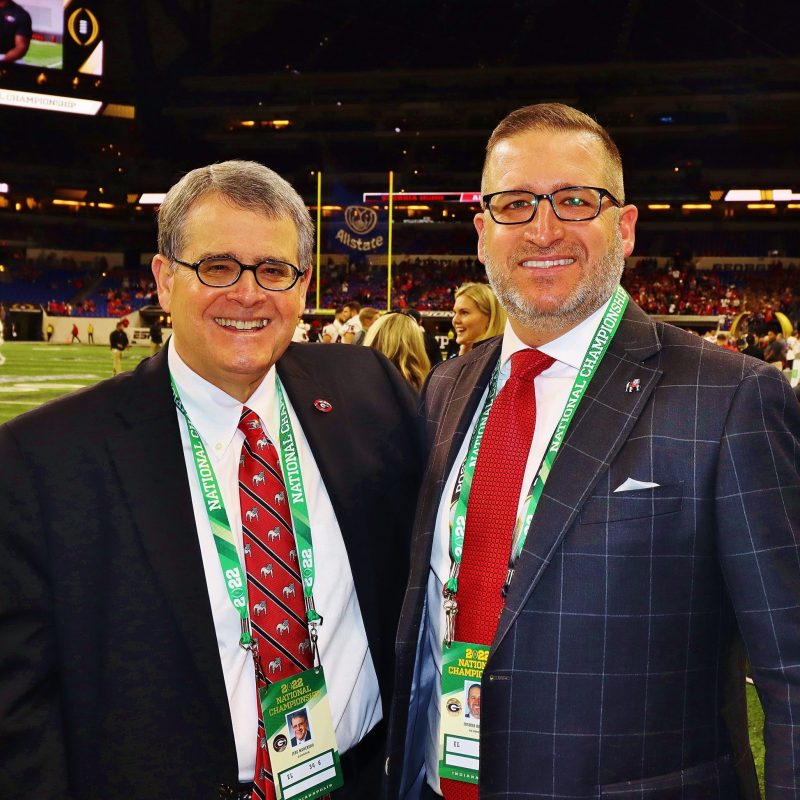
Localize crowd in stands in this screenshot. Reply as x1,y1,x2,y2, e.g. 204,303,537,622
1,251,799,331
316,255,800,329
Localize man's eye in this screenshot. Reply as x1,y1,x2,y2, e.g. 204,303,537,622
561,195,587,207
205,261,236,273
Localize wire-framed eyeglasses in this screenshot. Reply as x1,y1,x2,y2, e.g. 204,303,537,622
482,186,622,225
173,256,306,291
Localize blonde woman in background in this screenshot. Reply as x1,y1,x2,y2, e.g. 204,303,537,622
452,281,506,356
364,312,431,392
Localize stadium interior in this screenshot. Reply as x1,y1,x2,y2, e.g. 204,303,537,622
0,0,798,344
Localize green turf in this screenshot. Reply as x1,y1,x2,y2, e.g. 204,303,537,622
747,681,766,795
0,341,149,425
0,341,770,788
23,40,63,70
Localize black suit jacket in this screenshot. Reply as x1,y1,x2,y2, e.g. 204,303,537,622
0,342,421,799
387,301,800,799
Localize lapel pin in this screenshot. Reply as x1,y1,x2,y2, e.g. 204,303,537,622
314,399,333,413
625,378,641,393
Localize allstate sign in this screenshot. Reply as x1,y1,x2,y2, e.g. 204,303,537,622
334,205,385,252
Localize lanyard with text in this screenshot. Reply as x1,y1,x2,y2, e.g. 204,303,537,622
443,286,629,646
274,378,323,653
170,375,324,659
170,374,254,649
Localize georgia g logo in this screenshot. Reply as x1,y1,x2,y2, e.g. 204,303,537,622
344,205,378,235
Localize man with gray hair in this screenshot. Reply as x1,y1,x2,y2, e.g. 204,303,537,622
0,160,420,799
387,104,800,799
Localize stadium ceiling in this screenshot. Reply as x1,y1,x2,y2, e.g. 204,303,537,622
1,0,799,249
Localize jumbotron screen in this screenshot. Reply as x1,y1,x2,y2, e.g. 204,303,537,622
0,0,105,115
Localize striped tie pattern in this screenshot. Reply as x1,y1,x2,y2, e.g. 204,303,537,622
239,407,313,800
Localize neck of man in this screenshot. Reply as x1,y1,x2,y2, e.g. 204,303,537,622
507,316,582,349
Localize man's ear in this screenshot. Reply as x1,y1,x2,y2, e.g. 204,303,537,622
618,204,638,258
474,212,487,265
152,254,174,311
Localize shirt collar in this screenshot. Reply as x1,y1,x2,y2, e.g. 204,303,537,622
499,294,615,372
168,342,277,459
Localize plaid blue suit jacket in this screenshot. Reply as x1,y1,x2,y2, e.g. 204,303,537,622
386,300,800,799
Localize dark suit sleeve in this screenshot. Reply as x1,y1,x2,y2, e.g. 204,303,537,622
0,424,72,798
715,366,800,796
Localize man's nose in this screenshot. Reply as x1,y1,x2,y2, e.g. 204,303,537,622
523,197,565,247
225,269,264,302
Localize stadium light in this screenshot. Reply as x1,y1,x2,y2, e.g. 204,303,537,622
139,193,166,205
724,189,761,201
682,204,712,210
647,204,671,210
0,183,8,194
747,203,776,209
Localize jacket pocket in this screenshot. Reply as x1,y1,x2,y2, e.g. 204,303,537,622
580,482,683,525
598,753,736,798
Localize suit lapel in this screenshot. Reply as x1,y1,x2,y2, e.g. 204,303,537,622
105,348,233,731
412,342,501,571
493,302,664,651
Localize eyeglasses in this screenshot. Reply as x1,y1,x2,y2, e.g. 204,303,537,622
482,186,622,225
173,255,305,291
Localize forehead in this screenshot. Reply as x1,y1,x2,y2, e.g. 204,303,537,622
485,129,613,193
183,194,298,259
454,294,480,312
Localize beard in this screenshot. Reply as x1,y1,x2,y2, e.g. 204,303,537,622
485,229,626,335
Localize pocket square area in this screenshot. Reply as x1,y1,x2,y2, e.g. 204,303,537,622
614,477,661,493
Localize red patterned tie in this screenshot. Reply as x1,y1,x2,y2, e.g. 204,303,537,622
239,408,313,800
441,349,554,800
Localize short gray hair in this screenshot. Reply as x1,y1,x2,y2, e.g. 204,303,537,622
157,160,314,270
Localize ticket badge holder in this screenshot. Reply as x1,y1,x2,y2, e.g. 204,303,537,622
261,666,344,800
438,641,488,784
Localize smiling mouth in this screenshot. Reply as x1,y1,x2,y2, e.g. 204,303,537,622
214,318,269,330
520,257,576,268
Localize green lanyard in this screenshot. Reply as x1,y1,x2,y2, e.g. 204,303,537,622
443,286,629,643
170,374,323,652
275,380,321,627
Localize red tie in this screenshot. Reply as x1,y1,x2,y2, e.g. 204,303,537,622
238,408,313,800
441,349,554,800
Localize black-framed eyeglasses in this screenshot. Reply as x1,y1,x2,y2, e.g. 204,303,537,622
482,186,622,225
173,255,306,291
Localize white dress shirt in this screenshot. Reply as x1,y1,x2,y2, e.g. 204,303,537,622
169,346,382,781
422,297,614,793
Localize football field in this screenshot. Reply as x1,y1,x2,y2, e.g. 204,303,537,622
23,40,63,70
0,341,150,425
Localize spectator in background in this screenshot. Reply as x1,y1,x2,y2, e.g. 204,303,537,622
406,308,442,366
45,323,54,342
352,307,380,345
451,282,506,356
740,333,765,360
763,330,787,366
149,320,164,355
715,332,738,352
364,312,431,392
322,306,350,343
292,314,310,342
0,0,31,63
110,321,128,375
341,301,363,343
70,323,81,344
87,323,94,344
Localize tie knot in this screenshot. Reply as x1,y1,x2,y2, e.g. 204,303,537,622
238,407,268,444
509,348,554,382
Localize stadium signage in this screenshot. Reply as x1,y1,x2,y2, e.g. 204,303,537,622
334,205,384,252
0,88,102,116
